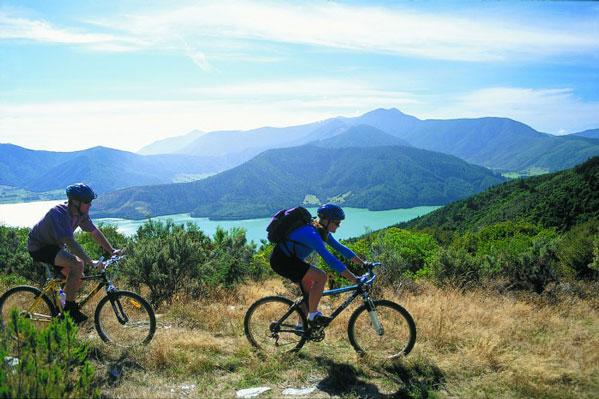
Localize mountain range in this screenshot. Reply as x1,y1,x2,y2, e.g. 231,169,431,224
137,108,599,174
92,143,504,220
0,144,227,194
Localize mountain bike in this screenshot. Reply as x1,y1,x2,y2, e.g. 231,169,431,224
244,262,416,359
0,255,156,347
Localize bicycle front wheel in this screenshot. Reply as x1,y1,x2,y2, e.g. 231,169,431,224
94,290,156,347
0,286,57,330
348,299,416,360
244,296,308,354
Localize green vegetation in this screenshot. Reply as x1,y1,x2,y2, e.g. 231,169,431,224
94,144,505,220
0,311,98,398
0,157,598,397
402,156,599,233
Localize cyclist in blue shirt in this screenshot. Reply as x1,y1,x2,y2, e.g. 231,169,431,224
270,204,365,325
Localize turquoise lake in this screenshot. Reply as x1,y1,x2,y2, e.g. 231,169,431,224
0,200,440,243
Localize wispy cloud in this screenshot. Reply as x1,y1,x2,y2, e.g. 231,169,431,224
4,1,597,63
88,0,599,62
0,11,143,50
0,77,419,151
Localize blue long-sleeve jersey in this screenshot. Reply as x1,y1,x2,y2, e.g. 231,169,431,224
279,224,356,272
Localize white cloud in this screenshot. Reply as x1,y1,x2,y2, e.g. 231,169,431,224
87,0,599,62
2,83,598,154
4,2,598,63
0,78,419,152
411,87,599,134
0,12,144,50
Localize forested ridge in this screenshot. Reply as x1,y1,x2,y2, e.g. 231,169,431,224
401,156,599,233
93,144,504,220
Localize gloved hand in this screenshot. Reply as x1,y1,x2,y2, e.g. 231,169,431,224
357,273,370,285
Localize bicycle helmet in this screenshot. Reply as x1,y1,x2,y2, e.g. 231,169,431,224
66,183,97,203
317,203,345,220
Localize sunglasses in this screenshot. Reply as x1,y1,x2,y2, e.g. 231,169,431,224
331,220,342,226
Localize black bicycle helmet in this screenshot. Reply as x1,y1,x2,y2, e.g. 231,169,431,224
66,183,97,203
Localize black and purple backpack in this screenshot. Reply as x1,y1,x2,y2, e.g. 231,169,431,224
266,207,312,244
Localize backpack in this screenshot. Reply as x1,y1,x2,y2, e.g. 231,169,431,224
266,207,312,244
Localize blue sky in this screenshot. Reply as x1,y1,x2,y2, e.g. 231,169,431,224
1,0,598,152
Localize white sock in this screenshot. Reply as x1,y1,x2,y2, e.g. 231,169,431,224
308,311,322,321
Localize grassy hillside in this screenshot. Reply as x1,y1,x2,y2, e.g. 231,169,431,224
93,145,504,220
401,156,599,233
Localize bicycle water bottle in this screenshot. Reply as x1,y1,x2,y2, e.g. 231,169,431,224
59,288,67,307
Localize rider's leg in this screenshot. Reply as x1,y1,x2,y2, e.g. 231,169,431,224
297,280,312,326
301,266,326,315
54,250,84,302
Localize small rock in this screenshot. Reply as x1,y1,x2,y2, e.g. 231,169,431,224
236,387,271,398
181,384,196,391
282,387,318,396
4,356,19,368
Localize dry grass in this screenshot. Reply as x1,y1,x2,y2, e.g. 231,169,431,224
83,279,598,398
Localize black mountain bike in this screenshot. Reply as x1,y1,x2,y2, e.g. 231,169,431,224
244,262,416,359
0,255,156,347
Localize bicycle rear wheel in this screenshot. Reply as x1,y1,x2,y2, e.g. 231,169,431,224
244,296,308,354
0,286,57,330
348,299,416,360
94,290,156,347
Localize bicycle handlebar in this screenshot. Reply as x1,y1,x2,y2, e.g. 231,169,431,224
97,254,125,272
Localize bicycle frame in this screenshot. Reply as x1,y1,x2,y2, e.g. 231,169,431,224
290,265,379,329
30,259,120,316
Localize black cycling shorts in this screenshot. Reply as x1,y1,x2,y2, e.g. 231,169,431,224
270,244,311,284
29,245,61,266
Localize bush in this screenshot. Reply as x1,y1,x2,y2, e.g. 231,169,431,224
498,236,559,293
430,248,483,288
248,241,275,281
0,226,38,282
122,220,212,307
324,228,439,287
75,223,129,260
201,227,256,288
0,310,98,398
556,219,599,279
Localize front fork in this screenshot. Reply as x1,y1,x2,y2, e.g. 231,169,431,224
364,296,384,336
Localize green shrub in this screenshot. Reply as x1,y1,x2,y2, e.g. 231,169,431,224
556,219,599,279
123,220,212,307
498,236,559,293
201,227,256,288
0,226,38,282
122,221,258,307
75,223,129,260
0,310,98,398
248,241,275,281
323,228,439,287
430,248,482,288
452,221,557,261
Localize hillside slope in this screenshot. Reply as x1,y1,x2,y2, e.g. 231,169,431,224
93,145,504,220
402,156,599,232
0,144,226,193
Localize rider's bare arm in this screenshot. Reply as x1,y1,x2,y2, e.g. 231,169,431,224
90,229,117,255
350,256,365,266
340,268,358,283
62,237,94,266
